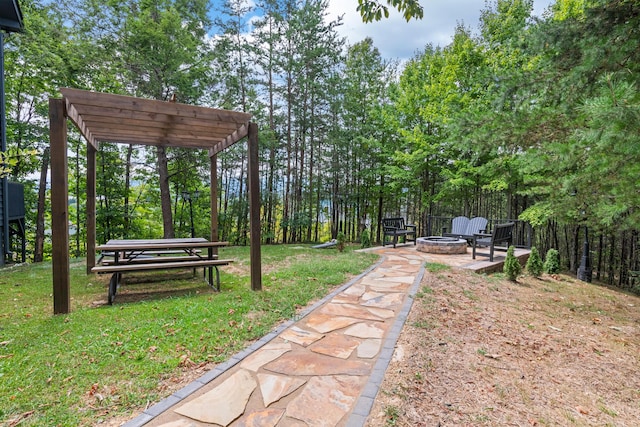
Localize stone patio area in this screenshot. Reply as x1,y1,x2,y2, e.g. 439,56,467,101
410,243,531,274
122,244,529,427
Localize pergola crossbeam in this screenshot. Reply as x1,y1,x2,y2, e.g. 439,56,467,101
210,123,249,157
64,97,98,149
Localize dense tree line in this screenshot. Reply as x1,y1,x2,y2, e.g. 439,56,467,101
3,0,640,289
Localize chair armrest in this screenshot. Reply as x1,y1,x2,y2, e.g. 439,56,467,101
473,232,492,238
406,224,417,231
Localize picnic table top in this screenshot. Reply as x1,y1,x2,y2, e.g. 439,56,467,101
96,238,229,251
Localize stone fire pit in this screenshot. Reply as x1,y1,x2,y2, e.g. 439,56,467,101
417,236,468,254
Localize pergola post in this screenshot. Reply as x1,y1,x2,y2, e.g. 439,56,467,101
247,122,262,291
86,142,96,274
49,98,70,314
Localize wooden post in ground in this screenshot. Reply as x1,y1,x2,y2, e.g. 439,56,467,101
247,122,262,291
49,98,70,314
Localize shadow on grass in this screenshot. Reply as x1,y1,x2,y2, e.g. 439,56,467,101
93,270,217,306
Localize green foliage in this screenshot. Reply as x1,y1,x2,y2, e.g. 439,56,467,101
519,203,555,227
0,148,38,178
5,0,640,285
526,246,544,278
357,0,424,22
572,76,640,230
0,246,377,425
552,0,586,21
384,404,401,425
503,245,521,281
544,248,561,274
336,231,346,252
361,228,371,248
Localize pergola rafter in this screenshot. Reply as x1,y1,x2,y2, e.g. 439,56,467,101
49,88,262,314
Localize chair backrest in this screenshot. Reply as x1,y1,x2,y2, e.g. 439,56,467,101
450,216,470,234
466,217,488,236
493,222,515,242
382,217,406,230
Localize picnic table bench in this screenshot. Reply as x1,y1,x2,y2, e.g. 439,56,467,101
382,217,417,248
92,238,231,304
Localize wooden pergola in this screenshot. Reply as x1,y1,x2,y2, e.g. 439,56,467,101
49,88,262,314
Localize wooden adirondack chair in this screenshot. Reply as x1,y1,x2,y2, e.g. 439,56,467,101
382,217,417,248
443,216,488,243
472,222,515,261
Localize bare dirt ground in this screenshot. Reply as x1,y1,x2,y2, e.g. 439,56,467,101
365,267,640,427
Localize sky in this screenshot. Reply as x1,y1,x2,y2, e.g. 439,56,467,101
325,0,556,61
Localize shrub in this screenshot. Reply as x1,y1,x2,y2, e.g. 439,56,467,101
336,231,346,252
544,248,560,274
503,245,521,281
526,246,544,278
360,229,371,248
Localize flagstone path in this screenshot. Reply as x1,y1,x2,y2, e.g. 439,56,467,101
123,246,427,427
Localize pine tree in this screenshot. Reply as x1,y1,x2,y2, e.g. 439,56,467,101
544,249,561,274
526,246,544,278
360,229,371,249
336,231,346,252
503,245,521,281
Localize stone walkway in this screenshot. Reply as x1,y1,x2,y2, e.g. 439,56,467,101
122,245,426,427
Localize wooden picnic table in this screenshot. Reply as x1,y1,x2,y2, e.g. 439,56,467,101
93,238,231,304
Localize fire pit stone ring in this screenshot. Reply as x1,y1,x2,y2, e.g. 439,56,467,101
417,236,468,254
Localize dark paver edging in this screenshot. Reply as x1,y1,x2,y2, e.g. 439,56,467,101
346,258,426,427
122,255,385,427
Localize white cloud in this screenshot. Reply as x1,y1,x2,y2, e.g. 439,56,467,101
326,0,555,60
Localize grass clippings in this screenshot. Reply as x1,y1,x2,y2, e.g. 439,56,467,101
366,266,640,427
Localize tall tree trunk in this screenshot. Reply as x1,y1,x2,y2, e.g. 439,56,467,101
266,144,276,244
236,153,247,244
572,225,580,273
157,146,174,238
607,233,615,286
283,75,292,244
124,144,133,237
376,175,384,244
100,150,112,241
597,233,604,281
307,103,316,242
74,140,81,257
619,230,628,288
221,162,231,241
265,23,277,244
295,129,306,243
33,147,49,263
306,90,316,242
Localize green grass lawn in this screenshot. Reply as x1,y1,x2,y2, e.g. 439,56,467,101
0,244,378,426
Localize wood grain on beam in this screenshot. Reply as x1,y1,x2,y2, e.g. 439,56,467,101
64,97,97,149
49,98,70,314
76,108,241,134
247,122,262,291
210,123,249,155
60,88,251,124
